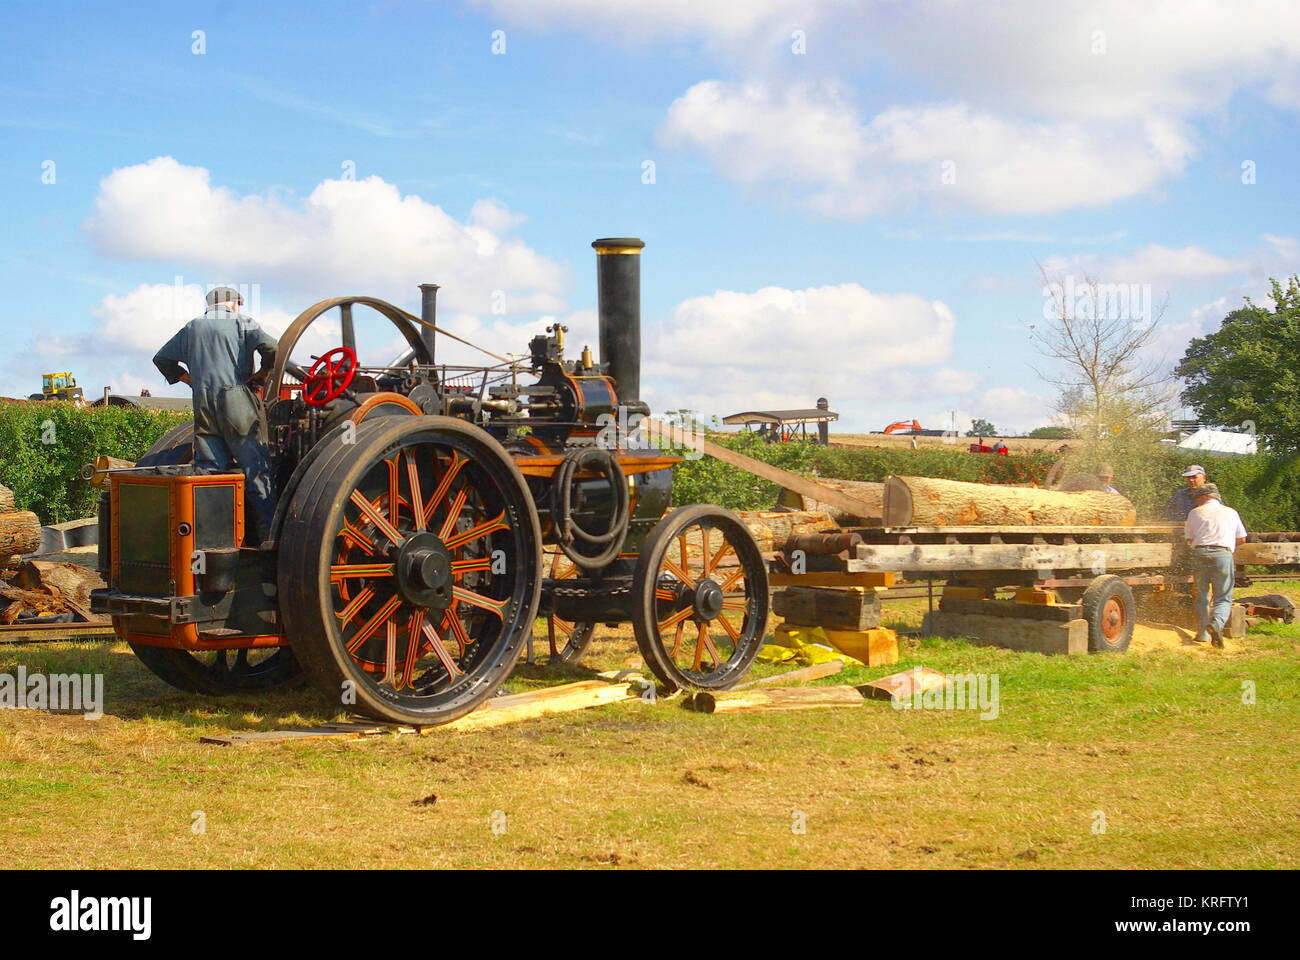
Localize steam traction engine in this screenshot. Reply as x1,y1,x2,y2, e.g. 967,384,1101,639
91,239,769,724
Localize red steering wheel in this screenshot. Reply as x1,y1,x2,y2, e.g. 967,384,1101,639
302,346,358,407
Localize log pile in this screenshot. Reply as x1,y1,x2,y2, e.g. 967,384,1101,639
0,483,42,568
882,475,1136,527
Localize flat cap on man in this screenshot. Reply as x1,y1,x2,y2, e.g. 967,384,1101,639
206,286,243,307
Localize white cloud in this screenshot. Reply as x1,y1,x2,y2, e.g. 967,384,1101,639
660,82,1192,217
84,157,566,315
639,282,968,429
1047,244,1250,289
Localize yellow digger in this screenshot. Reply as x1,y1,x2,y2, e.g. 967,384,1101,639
30,372,84,402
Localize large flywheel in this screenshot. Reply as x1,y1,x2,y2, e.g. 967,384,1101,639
279,416,542,724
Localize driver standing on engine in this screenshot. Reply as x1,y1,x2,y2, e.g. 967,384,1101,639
152,286,279,543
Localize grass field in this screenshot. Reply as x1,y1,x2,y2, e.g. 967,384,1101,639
2,592,1298,869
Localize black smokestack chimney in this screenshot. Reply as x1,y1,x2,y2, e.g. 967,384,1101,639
817,397,829,446
419,282,440,364
592,238,644,405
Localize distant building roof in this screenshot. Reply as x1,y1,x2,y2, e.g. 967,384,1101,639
722,408,839,425
1176,428,1258,457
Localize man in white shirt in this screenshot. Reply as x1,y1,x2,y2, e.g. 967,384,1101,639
1183,483,1247,647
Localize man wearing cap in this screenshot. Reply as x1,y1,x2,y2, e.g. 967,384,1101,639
1094,463,1119,494
1183,482,1247,647
1165,464,1209,521
153,286,279,542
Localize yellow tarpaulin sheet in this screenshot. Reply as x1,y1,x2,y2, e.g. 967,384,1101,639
757,624,864,668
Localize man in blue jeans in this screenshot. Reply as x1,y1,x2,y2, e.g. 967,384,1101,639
1183,483,1247,647
153,286,279,543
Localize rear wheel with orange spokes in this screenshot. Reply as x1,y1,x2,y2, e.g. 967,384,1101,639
280,416,541,724
631,505,768,692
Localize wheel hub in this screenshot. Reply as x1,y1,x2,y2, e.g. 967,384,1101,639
693,578,724,621
1101,598,1125,639
396,532,454,611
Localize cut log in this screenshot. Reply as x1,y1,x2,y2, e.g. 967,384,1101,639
0,511,42,563
687,684,865,714
858,666,951,702
12,560,106,607
734,510,838,553
0,484,14,513
772,586,882,630
883,475,1136,527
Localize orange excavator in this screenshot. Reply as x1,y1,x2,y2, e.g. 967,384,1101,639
881,419,923,434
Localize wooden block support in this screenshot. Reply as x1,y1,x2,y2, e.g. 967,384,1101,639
1014,587,1058,605
1223,603,1247,639
774,622,899,666
772,585,881,630
923,610,1088,655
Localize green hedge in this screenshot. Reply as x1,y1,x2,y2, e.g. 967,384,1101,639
673,433,1300,531
0,401,188,524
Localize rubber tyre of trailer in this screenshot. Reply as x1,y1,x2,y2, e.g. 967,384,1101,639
1081,574,1135,653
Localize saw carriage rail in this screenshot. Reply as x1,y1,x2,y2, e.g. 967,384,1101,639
90,238,770,725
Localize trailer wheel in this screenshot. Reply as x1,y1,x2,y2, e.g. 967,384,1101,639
279,416,542,725
632,505,768,692
1081,575,1134,653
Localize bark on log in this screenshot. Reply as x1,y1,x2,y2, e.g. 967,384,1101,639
883,475,1136,527
0,511,42,563
0,484,14,513
734,510,838,553
777,479,884,524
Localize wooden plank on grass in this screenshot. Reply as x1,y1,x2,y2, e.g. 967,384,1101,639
202,680,641,744
858,666,950,702
731,660,844,690
686,685,865,714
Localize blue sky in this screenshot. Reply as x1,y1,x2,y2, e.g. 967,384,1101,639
3,0,1298,432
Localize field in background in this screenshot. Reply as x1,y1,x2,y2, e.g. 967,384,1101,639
3,591,1297,869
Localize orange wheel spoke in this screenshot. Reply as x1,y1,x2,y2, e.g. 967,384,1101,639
658,606,694,632
662,558,696,589
338,519,378,554
668,621,686,658
438,488,470,540
706,542,734,575
383,619,398,685
346,595,402,653
452,585,507,619
699,528,711,582
443,608,472,653
330,562,394,583
692,622,709,670
350,490,404,545
420,620,464,678
444,510,508,550
721,596,748,611
398,609,425,689
387,457,401,527
336,586,375,628
718,567,746,592
423,452,468,527
451,556,493,576
405,452,426,532
715,611,741,641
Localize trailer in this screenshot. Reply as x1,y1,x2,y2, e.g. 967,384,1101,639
770,523,1300,654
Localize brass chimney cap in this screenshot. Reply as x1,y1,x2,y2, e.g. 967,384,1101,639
592,237,645,254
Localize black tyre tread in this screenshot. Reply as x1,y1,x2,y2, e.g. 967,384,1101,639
1081,574,1134,653
632,504,768,692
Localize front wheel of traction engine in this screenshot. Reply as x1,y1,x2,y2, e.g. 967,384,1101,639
279,416,542,725
632,505,769,692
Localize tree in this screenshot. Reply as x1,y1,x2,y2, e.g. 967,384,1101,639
1026,425,1075,439
966,418,997,437
1175,277,1300,451
1030,268,1175,513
